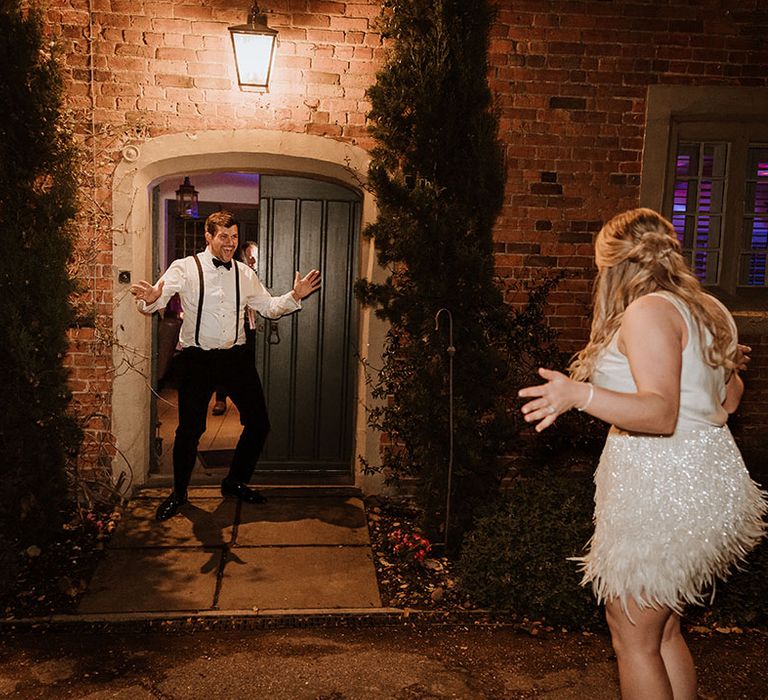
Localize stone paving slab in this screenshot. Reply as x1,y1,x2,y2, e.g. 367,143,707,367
76,487,382,617
217,546,382,610
110,498,238,548
135,486,225,500
77,548,221,614
235,497,370,546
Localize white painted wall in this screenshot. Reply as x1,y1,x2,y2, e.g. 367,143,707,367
153,172,261,269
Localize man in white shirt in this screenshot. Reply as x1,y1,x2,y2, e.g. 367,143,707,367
131,211,321,520
211,239,259,416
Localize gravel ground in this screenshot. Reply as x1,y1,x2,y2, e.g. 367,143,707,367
0,624,766,699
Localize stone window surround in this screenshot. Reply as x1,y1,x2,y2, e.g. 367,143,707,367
640,85,768,334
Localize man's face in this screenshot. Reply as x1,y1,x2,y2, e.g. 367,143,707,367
206,224,238,263
243,244,258,270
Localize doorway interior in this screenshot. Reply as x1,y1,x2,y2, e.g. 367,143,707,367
150,171,361,485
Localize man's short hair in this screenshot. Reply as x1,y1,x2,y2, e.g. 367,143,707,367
205,210,239,235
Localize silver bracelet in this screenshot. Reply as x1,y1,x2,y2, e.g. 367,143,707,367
576,383,594,411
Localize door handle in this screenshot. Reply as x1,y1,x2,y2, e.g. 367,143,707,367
268,320,281,345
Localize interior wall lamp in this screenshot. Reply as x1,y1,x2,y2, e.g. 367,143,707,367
175,176,199,219
229,2,278,92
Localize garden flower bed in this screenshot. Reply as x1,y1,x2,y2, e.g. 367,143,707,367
365,496,471,611
1,504,119,620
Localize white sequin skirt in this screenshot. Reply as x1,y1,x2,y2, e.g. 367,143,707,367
573,424,767,614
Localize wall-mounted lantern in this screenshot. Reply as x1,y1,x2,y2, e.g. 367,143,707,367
175,176,199,219
229,2,278,92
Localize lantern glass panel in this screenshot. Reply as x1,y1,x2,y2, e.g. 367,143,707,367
232,32,275,88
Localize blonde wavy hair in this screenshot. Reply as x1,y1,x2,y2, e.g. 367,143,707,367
569,208,737,381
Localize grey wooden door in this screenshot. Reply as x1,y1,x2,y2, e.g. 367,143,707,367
255,175,360,475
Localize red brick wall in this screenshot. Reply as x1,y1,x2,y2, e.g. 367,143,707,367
488,0,768,460
46,0,768,470
490,0,768,345
52,0,381,141
48,0,384,468
731,327,768,476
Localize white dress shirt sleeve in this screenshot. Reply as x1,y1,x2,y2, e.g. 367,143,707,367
245,271,301,319
136,258,187,315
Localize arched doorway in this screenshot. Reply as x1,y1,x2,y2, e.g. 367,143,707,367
111,130,383,492
150,172,361,482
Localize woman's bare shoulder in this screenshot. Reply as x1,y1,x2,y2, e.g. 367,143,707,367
624,292,683,319
619,294,688,352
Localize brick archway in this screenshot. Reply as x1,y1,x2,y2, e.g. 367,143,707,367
111,129,383,492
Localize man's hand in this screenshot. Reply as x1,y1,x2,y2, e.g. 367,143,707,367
130,279,164,305
292,269,321,301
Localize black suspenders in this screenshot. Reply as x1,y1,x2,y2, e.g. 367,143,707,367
191,254,240,348
192,254,204,347
234,261,240,345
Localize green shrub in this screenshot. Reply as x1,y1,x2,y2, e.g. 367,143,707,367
691,537,768,628
0,535,18,598
0,2,81,544
355,0,513,550
457,475,603,629
458,473,768,630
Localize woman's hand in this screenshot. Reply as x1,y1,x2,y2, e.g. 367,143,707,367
734,343,751,372
518,368,591,432
723,343,750,413
292,269,321,301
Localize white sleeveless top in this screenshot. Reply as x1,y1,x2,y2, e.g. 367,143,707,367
591,291,730,430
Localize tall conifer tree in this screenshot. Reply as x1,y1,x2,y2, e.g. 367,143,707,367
0,0,81,544
357,0,510,547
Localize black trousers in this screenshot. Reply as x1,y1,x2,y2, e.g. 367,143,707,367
215,328,256,403
171,343,270,495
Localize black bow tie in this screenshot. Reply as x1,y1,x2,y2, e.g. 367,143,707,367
212,258,232,270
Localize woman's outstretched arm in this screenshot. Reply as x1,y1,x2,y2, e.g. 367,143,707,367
519,295,685,435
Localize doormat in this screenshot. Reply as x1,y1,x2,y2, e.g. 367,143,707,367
198,450,235,469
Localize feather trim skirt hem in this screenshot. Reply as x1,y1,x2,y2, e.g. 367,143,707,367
572,425,767,615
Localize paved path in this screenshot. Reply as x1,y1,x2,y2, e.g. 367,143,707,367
77,486,381,616
5,487,766,698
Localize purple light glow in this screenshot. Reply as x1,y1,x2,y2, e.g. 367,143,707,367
750,217,768,249
696,216,710,248
746,153,768,284
746,255,766,286
693,251,709,279
676,154,693,176
671,141,728,285
673,181,690,213
702,153,714,178
754,182,768,212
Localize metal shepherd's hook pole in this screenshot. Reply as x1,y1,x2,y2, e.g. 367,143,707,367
434,308,455,550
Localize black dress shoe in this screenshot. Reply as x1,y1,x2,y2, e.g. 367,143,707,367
155,492,187,521
220,478,267,504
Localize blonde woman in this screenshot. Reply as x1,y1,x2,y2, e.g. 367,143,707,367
519,208,767,699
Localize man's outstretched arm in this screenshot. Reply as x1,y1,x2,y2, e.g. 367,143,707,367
291,269,321,302
130,279,164,306
130,259,185,314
